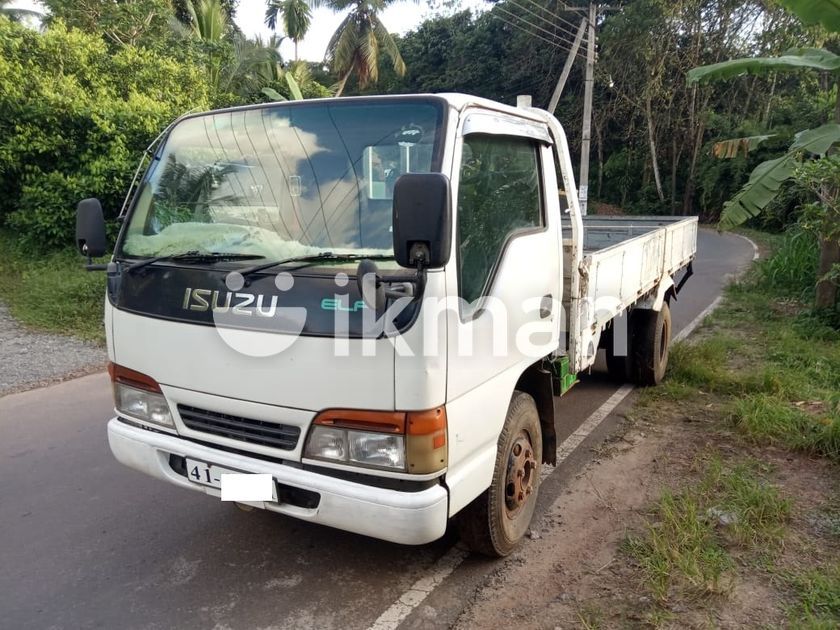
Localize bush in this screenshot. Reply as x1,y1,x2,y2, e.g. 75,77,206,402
754,225,819,299
0,18,211,250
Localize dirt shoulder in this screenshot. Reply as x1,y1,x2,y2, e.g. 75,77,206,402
456,276,839,628
456,405,837,628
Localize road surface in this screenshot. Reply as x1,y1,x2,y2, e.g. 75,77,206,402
0,229,755,630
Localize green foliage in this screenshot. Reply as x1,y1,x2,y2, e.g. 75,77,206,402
0,17,210,249
625,457,789,601
785,564,840,628
731,394,840,461
321,0,408,95
0,230,107,341
265,0,312,59
719,124,840,229
42,0,178,49
688,48,840,84
754,225,819,297
777,0,840,32
172,0,236,25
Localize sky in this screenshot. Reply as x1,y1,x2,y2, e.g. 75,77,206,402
10,0,490,63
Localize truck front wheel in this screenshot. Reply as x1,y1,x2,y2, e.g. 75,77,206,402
457,392,542,557
630,303,672,386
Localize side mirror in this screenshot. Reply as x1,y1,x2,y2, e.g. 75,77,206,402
76,198,107,258
392,173,452,269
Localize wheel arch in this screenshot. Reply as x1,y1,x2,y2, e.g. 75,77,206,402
514,360,557,466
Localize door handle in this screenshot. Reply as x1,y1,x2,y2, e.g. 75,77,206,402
540,294,553,319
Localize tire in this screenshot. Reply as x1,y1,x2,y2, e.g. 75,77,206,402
629,302,672,386
603,324,631,383
457,392,542,557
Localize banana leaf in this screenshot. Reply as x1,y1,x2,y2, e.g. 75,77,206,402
712,134,776,159
778,0,840,32
719,124,840,230
688,48,840,84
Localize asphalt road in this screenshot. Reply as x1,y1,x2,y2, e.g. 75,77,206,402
0,229,755,630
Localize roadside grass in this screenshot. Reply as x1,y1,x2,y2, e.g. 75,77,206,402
0,230,107,343
624,231,839,625
575,602,604,629
637,261,840,462
785,565,840,629
624,456,789,602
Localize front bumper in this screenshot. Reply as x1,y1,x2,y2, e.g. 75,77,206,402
108,418,449,545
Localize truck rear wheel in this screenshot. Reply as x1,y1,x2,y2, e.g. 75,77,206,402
457,392,542,557
630,303,671,386
604,326,631,383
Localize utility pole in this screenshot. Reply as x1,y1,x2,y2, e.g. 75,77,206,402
578,1,596,216
547,18,587,114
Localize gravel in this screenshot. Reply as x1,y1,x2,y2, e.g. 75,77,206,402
0,303,107,396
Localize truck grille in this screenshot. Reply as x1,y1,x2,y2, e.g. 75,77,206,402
178,405,300,451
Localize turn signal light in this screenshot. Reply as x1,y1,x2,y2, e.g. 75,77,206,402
108,362,162,393
306,407,447,474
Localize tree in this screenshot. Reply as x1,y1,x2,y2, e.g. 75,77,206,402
688,1,840,310
42,0,176,48
313,0,410,96
183,0,281,102
265,0,311,61
0,17,210,248
172,0,236,25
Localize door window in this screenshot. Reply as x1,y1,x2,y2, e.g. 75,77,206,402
456,134,543,304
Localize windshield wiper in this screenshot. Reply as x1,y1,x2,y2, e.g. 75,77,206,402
125,251,265,274
238,253,394,279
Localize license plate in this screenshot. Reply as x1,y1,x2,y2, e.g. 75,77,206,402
185,459,276,502
185,458,233,489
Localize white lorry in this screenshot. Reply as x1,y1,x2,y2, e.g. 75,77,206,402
76,94,697,556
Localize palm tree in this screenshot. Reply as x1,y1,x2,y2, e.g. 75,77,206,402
314,0,409,96
265,0,311,62
185,0,281,98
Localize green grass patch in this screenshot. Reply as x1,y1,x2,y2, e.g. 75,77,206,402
656,250,840,461
0,230,107,343
731,395,840,461
785,564,840,629
625,457,790,602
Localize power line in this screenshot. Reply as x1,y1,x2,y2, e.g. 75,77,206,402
505,1,587,51
494,14,585,60
520,0,586,41
494,8,587,59
493,14,579,56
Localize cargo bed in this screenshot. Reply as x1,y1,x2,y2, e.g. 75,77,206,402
561,215,698,369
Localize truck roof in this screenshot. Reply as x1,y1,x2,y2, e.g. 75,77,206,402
175,93,553,128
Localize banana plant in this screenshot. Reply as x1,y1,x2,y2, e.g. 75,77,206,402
718,125,840,230
687,0,840,309
262,71,304,101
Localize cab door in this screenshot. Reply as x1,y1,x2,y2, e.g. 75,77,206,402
444,112,564,515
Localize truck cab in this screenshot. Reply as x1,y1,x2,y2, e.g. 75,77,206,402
76,94,696,556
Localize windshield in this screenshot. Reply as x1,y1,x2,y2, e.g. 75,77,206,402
118,99,445,265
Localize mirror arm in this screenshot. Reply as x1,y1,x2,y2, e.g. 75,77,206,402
379,260,427,299
81,244,109,272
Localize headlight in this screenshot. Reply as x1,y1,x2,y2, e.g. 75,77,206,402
303,408,447,474
108,362,174,429
305,425,405,471
114,383,174,428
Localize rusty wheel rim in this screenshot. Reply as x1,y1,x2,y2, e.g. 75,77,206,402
504,430,537,519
